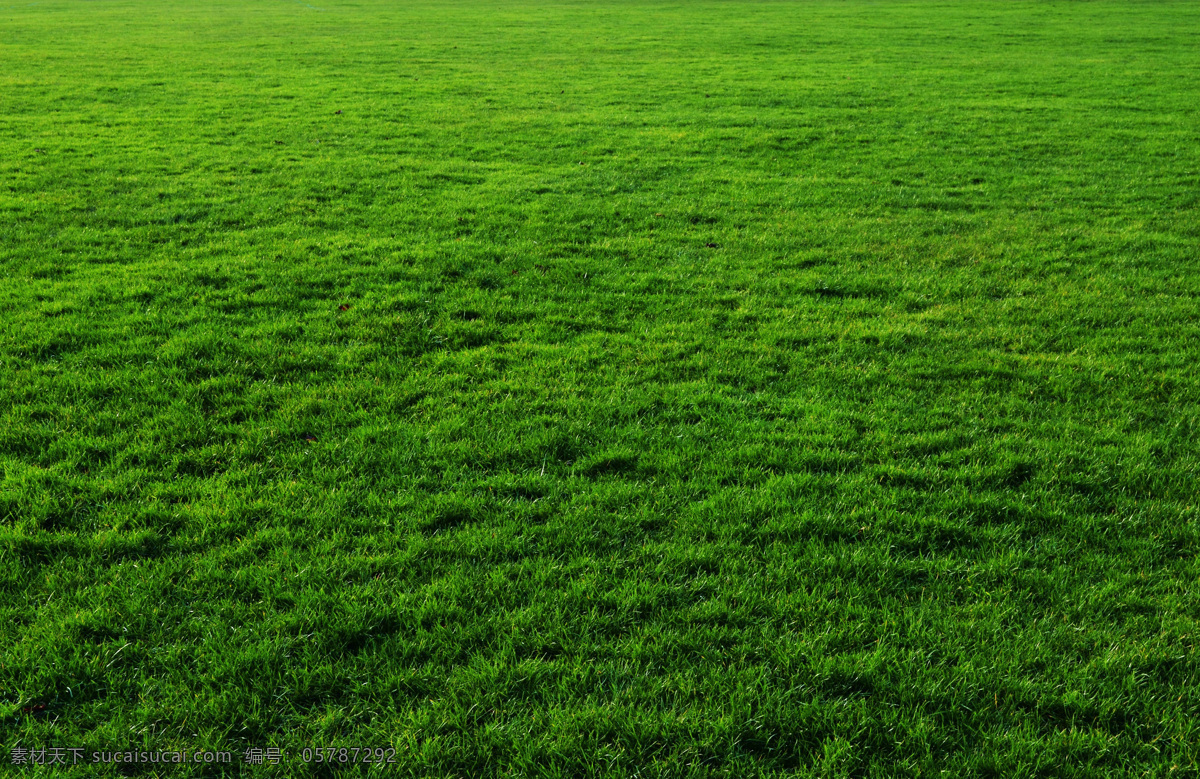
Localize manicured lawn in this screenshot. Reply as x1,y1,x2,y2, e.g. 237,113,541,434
1,0,1198,775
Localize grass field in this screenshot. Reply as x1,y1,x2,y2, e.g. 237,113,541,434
2,0,1199,775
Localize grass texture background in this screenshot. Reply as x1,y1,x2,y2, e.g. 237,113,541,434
1,0,1198,775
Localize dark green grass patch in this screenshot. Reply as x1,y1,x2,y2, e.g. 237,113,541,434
1,0,1198,775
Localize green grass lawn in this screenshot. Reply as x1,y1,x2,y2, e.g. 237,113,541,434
2,0,1198,775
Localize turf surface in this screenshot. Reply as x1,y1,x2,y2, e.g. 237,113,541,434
1,0,1198,775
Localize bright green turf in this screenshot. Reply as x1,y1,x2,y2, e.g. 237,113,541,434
2,0,1198,775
